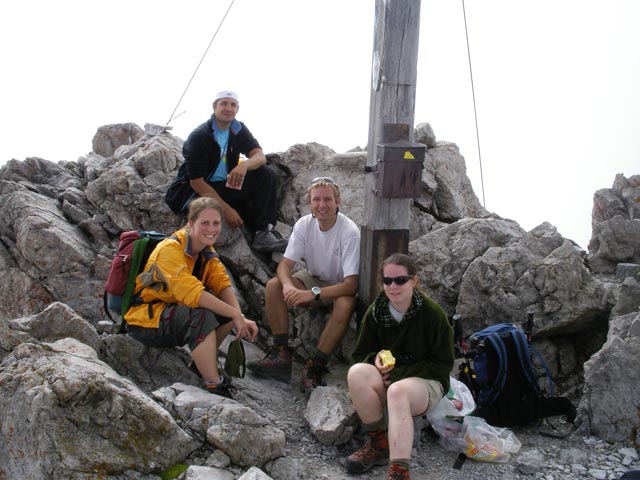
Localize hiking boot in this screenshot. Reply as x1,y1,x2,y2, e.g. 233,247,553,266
387,463,411,480
301,359,329,392
202,370,235,398
251,226,288,253
344,429,389,474
247,345,292,382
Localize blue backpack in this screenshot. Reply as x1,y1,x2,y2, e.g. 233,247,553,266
459,322,576,427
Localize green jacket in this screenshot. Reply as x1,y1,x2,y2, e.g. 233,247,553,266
352,289,454,393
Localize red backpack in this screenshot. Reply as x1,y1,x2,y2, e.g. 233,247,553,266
103,230,169,323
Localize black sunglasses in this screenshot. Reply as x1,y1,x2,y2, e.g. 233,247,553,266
382,275,412,286
311,176,336,185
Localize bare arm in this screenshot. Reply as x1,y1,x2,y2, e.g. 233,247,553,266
278,255,358,306
276,257,297,289
239,147,266,171
277,257,310,306
313,274,358,301
198,286,258,340
198,287,242,319
190,177,224,202
226,147,265,187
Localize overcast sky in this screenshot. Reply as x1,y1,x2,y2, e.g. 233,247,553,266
1,0,638,250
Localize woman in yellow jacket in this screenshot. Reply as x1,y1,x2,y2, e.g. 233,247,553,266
125,197,258,397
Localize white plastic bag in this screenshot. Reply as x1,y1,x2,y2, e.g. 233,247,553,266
426,376,476,446
427,377,521,463
428,376,476,419
441,416,522,463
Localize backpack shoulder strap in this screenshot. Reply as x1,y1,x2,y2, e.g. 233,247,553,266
509,327,540,392
529,343,555,396
120,237,151,316
103,294,117,323
482,332,509,404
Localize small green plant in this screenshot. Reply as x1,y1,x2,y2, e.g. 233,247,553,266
160,463,188,480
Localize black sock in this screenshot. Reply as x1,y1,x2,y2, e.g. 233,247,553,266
313,349,329,365
273,334,288,348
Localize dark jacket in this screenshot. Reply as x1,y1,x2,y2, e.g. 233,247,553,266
179,115,261,181
352,289,455,394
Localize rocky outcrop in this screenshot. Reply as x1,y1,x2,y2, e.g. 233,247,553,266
0,336,199,477
92,122,145,158
588,174,640,273
578,311,640,445
154,384,286,467
0,122,638,478
458,222,609,337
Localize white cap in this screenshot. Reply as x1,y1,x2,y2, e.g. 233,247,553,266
214,90,239,103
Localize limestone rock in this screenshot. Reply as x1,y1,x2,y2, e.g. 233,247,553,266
589,174,640,273
577,311,640,444
410,217,526,316
422,141,488,221
92,122,145,158
415,121,437,148
205,401,286,467
237,467,274,479
9,301,102,353
304,386,357,445
0,338,198,478
184,465,235,480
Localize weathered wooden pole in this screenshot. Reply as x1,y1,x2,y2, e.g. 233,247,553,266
359,0,424,305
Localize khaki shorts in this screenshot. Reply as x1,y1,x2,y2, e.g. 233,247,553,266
292,270,334,307
420,378,445,415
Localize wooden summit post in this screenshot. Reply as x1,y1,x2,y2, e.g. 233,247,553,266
359,0,424,305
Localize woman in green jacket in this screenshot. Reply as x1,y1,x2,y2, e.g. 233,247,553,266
345,253,454,480
125,197,258,397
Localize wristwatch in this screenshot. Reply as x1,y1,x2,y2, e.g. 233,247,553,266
311,286,321,301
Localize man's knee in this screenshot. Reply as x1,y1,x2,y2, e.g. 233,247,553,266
331,295,357,317
266,276,283,294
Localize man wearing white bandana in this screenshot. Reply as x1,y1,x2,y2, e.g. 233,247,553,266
166,89,287,253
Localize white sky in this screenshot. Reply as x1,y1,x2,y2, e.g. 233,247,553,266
1,0,638,250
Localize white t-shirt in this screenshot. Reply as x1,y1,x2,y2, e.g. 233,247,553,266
284,212,360,284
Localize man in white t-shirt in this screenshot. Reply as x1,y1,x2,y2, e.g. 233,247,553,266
248,177,360,391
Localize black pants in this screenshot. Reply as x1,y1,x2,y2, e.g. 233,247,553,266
210,164,278,231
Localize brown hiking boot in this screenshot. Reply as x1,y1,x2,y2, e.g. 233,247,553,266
344,429,389,474
247,345,292,382
301,359,329,392
387,463,411,480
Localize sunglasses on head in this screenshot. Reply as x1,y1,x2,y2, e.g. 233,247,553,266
311,176,336,186
382,275,412,286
